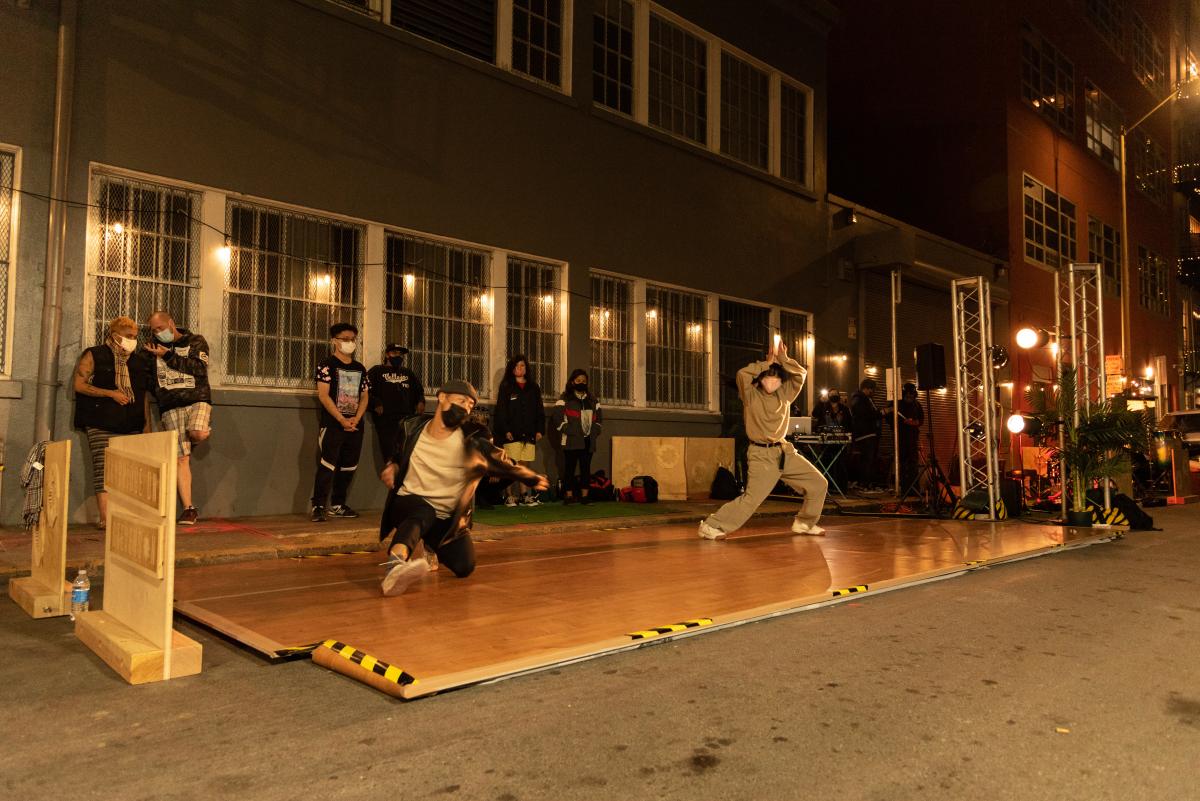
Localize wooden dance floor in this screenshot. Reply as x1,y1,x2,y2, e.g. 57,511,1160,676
173,516,1110,699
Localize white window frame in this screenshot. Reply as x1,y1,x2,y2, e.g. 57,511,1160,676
0,144,20,378
589,269,637,406
595,0,814,189
1022,173,1077,272
497,0,575,93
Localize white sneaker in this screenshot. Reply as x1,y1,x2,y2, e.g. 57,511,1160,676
521,495,541,507
504,496,519,507
381,559,429,596
791,519,826,536
698,520,727,540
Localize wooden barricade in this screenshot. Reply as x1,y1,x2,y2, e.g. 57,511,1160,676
75,431,201,684
612,436,734,501
8,440,72,618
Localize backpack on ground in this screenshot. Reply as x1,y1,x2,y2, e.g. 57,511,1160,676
588,470,616,502
710,465,742,500
631,475,659,503
619,486,647,503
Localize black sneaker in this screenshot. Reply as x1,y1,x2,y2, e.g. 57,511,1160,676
311,505,327,523
328,505,359,519
178,506,199,526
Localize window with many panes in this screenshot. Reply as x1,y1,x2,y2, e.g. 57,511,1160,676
779,310,809,370
0,151,14,373
512,0,564,87
646,284,708,409
592,0,634,115
1023,174,1077,269
507,256,562,393
1132,134,1169,205
1085,80,1122,169
389,0,496,62
385,232,491,396
1085,0,1124,54
223,201,363,388
1132,13,1167,95
590,273,634,404
648,13,708,145
720,51,770,170
88,174,201,349
780,81,808,184
1138,245,1168,315
1087,216,1122,296
1021,22,1075,134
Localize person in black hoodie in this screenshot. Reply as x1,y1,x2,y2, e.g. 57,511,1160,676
552,369,603,504
849,378,884,491
73,316,153,528
493,354,546,507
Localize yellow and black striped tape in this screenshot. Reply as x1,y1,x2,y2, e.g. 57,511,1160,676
293,550,375,561
952,499,1008,521
832,585,868,597
628,618,712,640
275,642,322,657
1089,506,1129,526
966,560,986,567
318,639,417,686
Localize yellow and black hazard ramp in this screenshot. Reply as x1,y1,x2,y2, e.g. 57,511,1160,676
952,499,1008,521
1088,504,1129,527
965,560,987,568
311,639,418,698
832,585,868,597
273,642,323,658
628,618,713,640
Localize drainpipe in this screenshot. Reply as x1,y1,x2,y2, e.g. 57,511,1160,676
33,0,79,444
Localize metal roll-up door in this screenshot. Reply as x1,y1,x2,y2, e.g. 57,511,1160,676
861,271,960,479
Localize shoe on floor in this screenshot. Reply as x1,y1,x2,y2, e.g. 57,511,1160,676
178,507,199,526
381,558,429,597
328,504,359,518
505,496,519,507
791,519,826,536
310,505,327,523
424,549,439,572
698,519,727,540
521,495,541,507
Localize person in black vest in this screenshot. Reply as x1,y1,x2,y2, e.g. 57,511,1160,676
493,354,546,507
72,316,153,528
366,343,425,463
552,369,603,504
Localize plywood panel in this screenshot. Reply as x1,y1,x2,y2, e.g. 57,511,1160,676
611,436,687,500
8,440,71,618
684,438,734,499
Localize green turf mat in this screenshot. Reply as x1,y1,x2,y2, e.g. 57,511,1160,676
474,501,686,527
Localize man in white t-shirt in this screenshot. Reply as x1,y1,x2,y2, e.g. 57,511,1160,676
378,380,549,596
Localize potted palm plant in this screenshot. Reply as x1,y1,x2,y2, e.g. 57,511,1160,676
1024,366,1152,527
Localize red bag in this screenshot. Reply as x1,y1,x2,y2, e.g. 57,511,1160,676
619,486,647,503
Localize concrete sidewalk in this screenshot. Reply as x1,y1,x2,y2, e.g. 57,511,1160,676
0,498,808,583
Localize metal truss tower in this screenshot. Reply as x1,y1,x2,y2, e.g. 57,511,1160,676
951,276,1002,520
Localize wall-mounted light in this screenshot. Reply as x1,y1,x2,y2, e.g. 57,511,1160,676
646,309,658,320
1144,366,1155,380
1006,414,1043,436
216,243,232,268
1016,327,1051,349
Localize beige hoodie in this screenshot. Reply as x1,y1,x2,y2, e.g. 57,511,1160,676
737,356,807,444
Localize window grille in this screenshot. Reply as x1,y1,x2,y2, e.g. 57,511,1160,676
780,82,808,184
1021,22,1075,135
0,151,13,372
223,200,364,388
87,174,201,349
592,0,634,115
720,51,770,170
512,0,564,86
389,0,496,62
385,231,490,396
646,284,708,409
590,273,634,404
1023,174,1077,269
506,256,562,394
779,311,809,369
648,13,708,145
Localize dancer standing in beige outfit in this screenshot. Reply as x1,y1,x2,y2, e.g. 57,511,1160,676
699,339,828,539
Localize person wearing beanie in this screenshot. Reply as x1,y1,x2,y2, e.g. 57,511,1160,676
376,379,549,596
310,322,371,523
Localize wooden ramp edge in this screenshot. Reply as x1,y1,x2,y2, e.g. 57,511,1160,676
310,529,1119,700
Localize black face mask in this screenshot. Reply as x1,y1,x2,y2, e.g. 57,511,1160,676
388,356,404,369
573,383,588,394
441,403,469,429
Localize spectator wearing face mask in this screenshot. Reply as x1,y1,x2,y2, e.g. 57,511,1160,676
72,316,154,528
552,369,603,505
310,323,371,523
366,343,425,463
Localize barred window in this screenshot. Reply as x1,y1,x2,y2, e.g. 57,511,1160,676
646,284,708,409
1138,245,1169,315
1132,13,1167,95
224,201,363,388
720,51,770,170
590,273,634,404
507,256,563,394
592,0,634,115
88,174,200,349
1023,174,1077,269
1085,0,1124,54
1087,216,1122,297
780,82,808,185
0,151,15,373
385,232,490,396
389,0,495,63
1021,22,1075,135
779,310,809,369
1084,80,1122,170
1131,134,1169,205
512,0,563,87
649,14,708,145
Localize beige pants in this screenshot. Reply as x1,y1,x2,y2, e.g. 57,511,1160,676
706,443,828,534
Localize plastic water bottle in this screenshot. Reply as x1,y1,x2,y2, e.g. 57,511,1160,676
70,569,90,621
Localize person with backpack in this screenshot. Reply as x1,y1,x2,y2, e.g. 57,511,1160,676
698,338,827,539
552,369,603,505
493,355,546,507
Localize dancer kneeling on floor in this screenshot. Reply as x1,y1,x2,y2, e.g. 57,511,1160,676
377,379,549,596
698,339,828,540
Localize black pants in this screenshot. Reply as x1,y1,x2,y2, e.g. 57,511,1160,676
373,414,400,464
563,449,592,497
855,436,879,487
383,493,475,578
899,436,920,495
312,424,365,507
